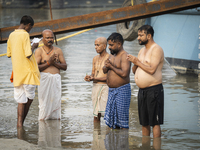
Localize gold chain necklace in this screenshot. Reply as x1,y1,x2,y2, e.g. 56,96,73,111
43,46,53,55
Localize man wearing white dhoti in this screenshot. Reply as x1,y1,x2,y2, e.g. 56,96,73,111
84,37,109,122
35,29,67,120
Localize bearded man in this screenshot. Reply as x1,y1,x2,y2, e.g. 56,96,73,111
127,25,164,138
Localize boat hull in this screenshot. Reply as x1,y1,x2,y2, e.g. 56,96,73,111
165,57,200,74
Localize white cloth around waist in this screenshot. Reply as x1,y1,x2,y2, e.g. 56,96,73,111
38,72,61,120
92,83,109,117
14,84,36,103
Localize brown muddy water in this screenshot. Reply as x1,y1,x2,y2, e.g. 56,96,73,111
0,8,200,150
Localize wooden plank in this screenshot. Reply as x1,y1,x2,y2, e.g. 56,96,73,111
0,0,200,43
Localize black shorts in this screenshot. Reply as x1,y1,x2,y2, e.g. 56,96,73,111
138,84,164,126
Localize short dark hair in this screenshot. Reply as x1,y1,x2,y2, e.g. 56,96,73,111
107,32,124,45
138,25,154,37
20,15,34,26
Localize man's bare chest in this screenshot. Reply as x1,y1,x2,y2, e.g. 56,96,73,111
139,52,151,65
110,56,121,68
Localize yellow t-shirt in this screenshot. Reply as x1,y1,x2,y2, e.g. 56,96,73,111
7,29,40,87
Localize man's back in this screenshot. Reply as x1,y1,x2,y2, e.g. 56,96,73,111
7,29,40,87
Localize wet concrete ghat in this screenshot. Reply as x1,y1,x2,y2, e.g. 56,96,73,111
0,0,200,43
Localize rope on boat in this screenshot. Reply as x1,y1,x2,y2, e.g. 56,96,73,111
0,28,93,57
0,53,6,57
131,0,133,6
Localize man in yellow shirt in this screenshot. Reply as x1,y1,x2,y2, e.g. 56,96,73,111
7,15,40,127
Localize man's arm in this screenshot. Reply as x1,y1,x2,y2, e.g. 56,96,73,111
103,66,109,74
105,53,131,78
27,42,39,58
85,56,107,82
91,76,107,82
84,56,96,81
91,56,96,77
53,48,67,71
103,55,111,74
90,60,107,82
132,65,138,74
7,38,11,58
129,47,163,75
127,48,143,74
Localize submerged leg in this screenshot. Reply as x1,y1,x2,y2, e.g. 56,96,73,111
153,137,161,150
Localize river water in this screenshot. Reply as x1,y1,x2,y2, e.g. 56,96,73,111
0,7,200,150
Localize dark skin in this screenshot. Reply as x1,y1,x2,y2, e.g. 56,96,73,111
103,40,131,88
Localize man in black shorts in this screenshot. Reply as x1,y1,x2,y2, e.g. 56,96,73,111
127,25,164,138
138,84,164,127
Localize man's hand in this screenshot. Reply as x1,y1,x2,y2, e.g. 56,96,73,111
54,53,59,63
31,43,39,50
48,53,56,65
105,58,112,69
84,75,93,82
127,54,138,64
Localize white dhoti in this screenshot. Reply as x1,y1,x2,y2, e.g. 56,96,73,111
38,72,61,120
14,84,36,103
92,83,108,117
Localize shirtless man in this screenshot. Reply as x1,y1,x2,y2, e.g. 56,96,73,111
84,37,109,122
103,32,131,129
127,25,164,138
35,29,67,120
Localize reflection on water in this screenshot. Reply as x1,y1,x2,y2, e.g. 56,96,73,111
92,122,107,150
38,120,61,148
104,129,129,150
0,7,200,150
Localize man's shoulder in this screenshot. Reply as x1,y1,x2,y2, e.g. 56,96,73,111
118,50,128,57
54,46,61,50
93,55,99,61
152,43,163,52
10,30,29,39
94,54,99,58
54,46,63,52
105,52,110,57
35,47,43,54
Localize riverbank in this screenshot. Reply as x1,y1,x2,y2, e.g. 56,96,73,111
0,138,41,150
0,138,63,150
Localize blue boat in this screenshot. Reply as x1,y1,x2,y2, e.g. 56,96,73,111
117,0,200,74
